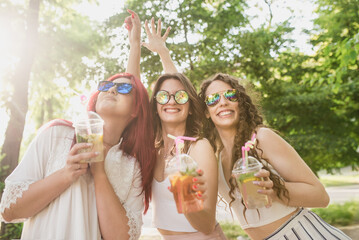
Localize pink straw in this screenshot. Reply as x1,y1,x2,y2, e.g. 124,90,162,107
167,134,197,168
242,146,246,167
241,133,257,168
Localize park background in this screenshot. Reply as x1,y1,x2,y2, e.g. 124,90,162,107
0,0,358,239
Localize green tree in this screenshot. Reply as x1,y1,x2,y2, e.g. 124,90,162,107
303,0,359,172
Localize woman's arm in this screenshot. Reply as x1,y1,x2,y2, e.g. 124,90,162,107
142,18,178,73
256,127,330,208
1,128,91,222
90,10,143,239
90,165,132,239
125,9,141,79
184,139,218,234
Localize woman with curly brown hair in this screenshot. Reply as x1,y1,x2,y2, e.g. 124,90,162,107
199,73,350,240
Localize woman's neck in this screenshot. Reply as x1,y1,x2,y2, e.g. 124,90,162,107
217,128,236,164
102,117,127,147
161,123,186,152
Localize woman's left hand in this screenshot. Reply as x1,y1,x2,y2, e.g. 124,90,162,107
253,169,274,208
124,9,141,44
167,169,207,200
192,169,207,200
142,18,171,55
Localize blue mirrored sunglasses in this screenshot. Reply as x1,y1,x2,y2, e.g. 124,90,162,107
98,81,133,94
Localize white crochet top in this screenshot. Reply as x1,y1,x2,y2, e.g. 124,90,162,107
0,125,143,240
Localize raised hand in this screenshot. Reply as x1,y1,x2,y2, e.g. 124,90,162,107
142,17,171,55
124,9,141,44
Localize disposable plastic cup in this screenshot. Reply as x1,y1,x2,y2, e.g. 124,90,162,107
232,156,268,209
73,111,104,163
165,154,203,214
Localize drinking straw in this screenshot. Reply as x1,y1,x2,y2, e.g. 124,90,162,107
242,146,246,168
167,134,197,169
240,133,257,208
241,133,257,168
72,90,92,135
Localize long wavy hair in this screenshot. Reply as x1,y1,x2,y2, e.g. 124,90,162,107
199,73,289,209
48,73,156,214
149,73,204,154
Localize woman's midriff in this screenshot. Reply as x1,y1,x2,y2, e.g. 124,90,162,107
244,208,299,240
158,228,194,235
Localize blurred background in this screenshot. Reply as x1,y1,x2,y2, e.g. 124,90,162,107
0,0,358,238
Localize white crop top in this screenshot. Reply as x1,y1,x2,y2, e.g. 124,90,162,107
152,177,197,232
152,144,198,232
218,153,297,229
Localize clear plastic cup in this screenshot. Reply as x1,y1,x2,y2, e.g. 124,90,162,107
165,154,203,214
73,111,104,163
232,156,268,209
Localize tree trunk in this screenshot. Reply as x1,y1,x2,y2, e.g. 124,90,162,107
0,0,40,235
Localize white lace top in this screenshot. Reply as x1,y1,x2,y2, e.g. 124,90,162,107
0,125,143,240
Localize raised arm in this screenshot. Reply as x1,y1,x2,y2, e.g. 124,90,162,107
125,9,141,79
89,10,144,239
256,127,330,208
142,18,178,73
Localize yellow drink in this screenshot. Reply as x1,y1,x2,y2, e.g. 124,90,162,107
76,133,104,162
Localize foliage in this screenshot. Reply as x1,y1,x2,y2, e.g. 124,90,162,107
112,0,249,87
1,0,358,178
219,221,248,240
0,223,23,240
28,1,109,128
0,154,23,239
312,201,359,226
304,0,359,172
101,0,359,174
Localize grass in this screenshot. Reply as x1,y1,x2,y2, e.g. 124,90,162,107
312,201,359,227
219,221,248,240
319,174,359,187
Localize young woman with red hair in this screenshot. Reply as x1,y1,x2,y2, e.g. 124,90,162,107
0,10,156,240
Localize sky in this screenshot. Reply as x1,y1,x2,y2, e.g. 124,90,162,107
0,0,317,146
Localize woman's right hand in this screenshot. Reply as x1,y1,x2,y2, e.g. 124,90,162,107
63,143,96,182
142,17,171,54
124,9,141,44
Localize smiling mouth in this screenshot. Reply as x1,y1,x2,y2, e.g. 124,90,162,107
164,108,180,113
217,110,233,117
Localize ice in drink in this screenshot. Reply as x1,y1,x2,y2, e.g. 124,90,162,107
232,156,268,209
166,154,203,214
73,111,104,163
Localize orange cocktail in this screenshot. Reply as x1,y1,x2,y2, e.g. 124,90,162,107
167,154,203,214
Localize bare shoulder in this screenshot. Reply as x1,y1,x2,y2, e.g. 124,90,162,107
256,127,297,161
256,127,284,144
256,127,293,151
191,138,213,152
